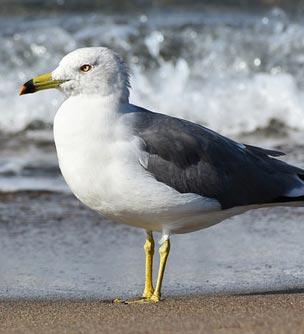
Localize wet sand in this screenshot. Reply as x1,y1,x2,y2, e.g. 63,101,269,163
1,191,304,300
2,293,304,334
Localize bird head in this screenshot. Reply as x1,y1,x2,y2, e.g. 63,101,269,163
19,47,130,101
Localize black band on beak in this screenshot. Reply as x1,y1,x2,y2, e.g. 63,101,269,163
19,79,36,95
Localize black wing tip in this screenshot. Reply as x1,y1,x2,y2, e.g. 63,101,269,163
245,144,285,157
272,195,304,203
268,150,286,157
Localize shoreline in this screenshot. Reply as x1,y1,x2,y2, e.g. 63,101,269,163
1,191,304,299
1,191,304,333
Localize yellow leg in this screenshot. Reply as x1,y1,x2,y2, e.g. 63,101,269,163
113,231,155,304
150,238,170,303
142,231,155,298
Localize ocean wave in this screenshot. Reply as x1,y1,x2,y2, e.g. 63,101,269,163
2,9,304,138
2,7,304,191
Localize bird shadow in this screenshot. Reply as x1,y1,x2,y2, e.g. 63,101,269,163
234,287,304,296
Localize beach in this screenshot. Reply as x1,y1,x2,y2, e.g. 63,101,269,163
2,3,304,333
2,293,304,334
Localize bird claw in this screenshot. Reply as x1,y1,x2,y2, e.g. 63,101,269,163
113,296,160,304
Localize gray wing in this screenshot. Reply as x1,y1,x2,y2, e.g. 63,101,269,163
123,106,304,209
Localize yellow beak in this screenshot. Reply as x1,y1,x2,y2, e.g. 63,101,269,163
19,72,66,95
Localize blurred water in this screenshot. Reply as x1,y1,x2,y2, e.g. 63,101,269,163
1,6,304,191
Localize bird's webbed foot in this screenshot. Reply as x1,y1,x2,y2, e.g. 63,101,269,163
113,296,159,304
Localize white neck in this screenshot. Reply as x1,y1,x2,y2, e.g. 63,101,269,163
53,94,129,159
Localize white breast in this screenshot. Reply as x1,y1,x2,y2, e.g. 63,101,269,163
53,96,221,232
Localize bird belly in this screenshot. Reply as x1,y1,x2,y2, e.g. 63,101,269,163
55,138,221,232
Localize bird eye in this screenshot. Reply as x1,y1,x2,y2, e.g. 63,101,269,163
80,64,92,72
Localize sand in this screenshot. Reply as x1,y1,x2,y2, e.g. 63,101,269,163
1,293,304,334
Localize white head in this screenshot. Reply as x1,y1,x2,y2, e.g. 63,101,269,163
20,47,130,102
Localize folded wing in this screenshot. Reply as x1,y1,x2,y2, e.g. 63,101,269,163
124,106,304,209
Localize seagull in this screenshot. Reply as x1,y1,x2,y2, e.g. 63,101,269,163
20,47,304,303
